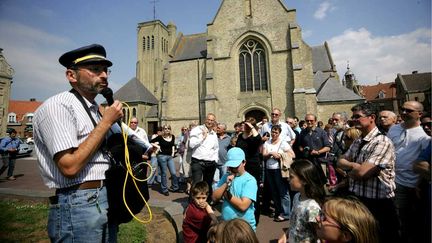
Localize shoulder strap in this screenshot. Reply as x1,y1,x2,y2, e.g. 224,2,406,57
69,89,98,128
69,89,115,165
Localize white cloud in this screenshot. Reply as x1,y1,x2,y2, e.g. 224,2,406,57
314,1,333,20
0,20,73,100
328,27,432,84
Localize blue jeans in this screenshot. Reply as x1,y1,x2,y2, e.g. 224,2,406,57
1,154,16,177
147,156,160,184
266,169,291,219
48,186,118,242
157,154,179,192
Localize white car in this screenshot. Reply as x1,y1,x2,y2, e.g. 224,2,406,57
18,139,33,156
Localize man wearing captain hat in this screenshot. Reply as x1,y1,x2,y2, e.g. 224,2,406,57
212,147,258,231
33,44,123,242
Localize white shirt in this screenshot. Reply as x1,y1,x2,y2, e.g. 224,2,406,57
264,139,291,169
260,121,296,143
388,123,431,188
33,91,110,189
132,126,149,144
189,125,219,162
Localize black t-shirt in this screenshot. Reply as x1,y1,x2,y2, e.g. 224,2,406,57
151,135,175,156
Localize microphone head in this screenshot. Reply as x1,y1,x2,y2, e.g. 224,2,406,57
100,87,113,99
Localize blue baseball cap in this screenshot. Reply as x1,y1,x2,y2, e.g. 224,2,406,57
225,147,245,168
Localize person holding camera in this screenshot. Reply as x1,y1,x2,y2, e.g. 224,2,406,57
298,114,331,185
0,129,22,180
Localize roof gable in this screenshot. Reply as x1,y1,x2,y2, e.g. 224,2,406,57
317,77,364,102
171,33,207,62
359,82,396,101
398,72,431,92
8,100,43,121
311,43,334,73
113,78,158,104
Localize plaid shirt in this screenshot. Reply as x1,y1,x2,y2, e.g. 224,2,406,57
344,127,396,199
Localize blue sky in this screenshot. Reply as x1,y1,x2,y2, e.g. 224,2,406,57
0,0,430,101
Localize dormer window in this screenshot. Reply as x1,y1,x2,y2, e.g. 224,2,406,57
8,113,17,123
378,90,385,99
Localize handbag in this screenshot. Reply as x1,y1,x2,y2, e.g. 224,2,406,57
105,133,149,224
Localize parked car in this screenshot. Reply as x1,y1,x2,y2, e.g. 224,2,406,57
26,137,34,145
18,139,33,156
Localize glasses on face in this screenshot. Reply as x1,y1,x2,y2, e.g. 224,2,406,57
271,113,280,116
75,65,111,75
351,114,368,120
163,127,171,130
318,210,341,229
305,119,315,123
130,122,138,124
401,107,418,113
421,122,432,127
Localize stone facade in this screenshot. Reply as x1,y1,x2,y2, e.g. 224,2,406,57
132,0,363,133
0,48,14,137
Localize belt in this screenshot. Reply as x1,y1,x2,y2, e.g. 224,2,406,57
55,180,104,195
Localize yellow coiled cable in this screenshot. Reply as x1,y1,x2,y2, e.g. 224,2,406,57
120,102,154,224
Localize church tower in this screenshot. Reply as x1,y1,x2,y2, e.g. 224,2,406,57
343,62,357,90
136,20,175,101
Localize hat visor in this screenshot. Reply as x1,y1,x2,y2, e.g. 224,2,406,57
75,58,112,67
225,159,242,168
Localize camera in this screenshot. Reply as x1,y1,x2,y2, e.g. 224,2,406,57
303,146,311,158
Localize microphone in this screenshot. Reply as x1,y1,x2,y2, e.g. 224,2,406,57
100,87,122,128
100,87,114,106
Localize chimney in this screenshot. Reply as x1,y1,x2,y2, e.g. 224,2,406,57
30,98,36,101
412,71,418,74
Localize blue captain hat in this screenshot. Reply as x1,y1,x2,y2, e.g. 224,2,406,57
59,44,112,68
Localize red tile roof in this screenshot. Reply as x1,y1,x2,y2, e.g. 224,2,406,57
359,82,397,101
8,100,43,121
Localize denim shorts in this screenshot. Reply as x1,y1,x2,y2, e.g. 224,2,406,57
48,186,117,242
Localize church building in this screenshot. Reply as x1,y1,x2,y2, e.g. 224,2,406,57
114,0,363,134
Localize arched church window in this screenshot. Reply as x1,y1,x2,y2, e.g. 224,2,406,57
132,108,137,117
152,36,154,49
147,36,150,50
239,39,268,92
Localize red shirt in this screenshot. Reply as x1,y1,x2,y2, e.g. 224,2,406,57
182,201,212,243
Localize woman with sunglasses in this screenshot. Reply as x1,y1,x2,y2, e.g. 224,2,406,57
315,197,379,243
151,124,181,196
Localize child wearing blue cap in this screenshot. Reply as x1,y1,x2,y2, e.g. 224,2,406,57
212,147,258,230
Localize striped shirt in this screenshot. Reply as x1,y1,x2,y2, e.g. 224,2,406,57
343,127,396,199
33,91,110,189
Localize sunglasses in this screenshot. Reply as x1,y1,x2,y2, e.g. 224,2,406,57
401,108,418,113
130,122,138,124
351,114,368,120
421,122,432,127
271,113,280,116
318,210,341,229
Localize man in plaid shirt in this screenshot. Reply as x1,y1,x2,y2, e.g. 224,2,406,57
338,102,400,243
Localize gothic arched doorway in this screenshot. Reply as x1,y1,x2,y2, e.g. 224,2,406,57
245,109,266,123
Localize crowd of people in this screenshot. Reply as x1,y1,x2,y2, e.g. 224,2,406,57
30,44,430,242
144,102,430,243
